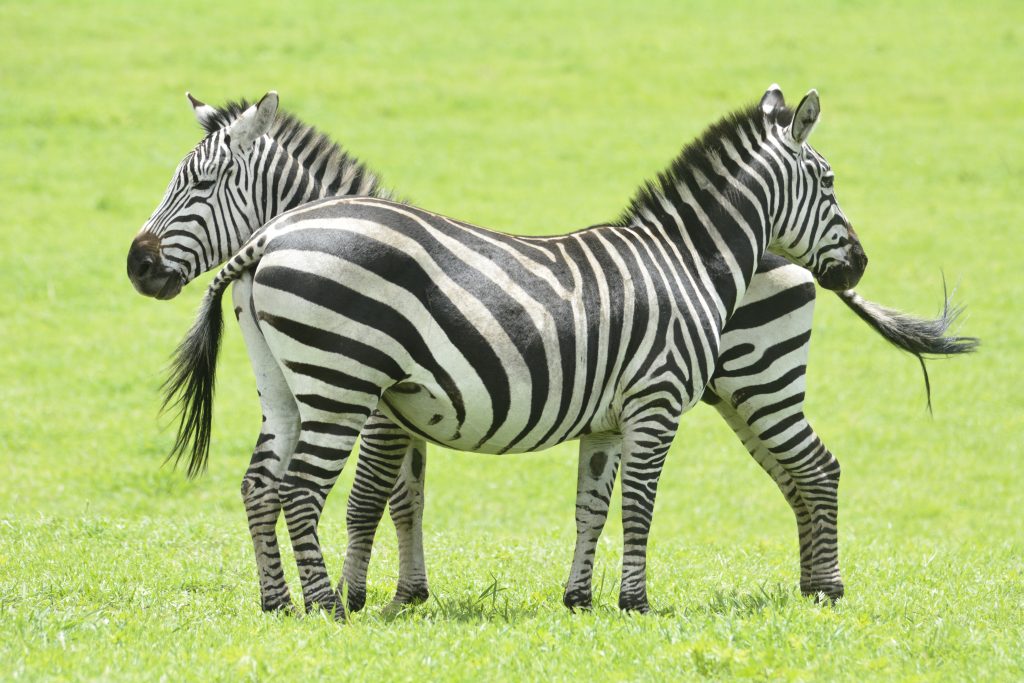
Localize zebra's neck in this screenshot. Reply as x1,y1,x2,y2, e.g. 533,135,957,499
198,99,393,246
251,135,393,229
623,148,771,327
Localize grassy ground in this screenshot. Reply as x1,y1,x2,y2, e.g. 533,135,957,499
2,0,1022,680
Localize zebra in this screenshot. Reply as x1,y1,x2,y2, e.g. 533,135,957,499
126,91,391,301
346,262,977,613
154,85,871,615
129,89,971,613
128,91,397,609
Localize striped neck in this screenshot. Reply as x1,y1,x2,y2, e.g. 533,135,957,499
207,100,393,242
619,107,775,324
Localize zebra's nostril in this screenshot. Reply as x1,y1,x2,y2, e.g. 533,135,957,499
128,233,162,281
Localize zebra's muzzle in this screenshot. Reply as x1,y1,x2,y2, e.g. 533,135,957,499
127,233,183,300
815,241,868,291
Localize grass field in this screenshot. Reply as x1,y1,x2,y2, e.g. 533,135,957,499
2,1,1023,680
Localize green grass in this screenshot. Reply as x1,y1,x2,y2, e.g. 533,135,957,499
2,0,1023,680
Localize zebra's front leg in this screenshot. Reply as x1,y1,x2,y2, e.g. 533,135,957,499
563,432,622,610
233,274,299,612
617,421,677,613
705,394,815,594
340,412,416,613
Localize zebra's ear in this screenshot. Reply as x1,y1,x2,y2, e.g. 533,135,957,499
226,91,279,154
760,83,785,117
790,89,821,145
187,92,219,132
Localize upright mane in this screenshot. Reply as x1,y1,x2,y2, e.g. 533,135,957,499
615,103,792,227
201,100,396,201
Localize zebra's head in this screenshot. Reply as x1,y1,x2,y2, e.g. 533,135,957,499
127,91,281,299
760,85,867,291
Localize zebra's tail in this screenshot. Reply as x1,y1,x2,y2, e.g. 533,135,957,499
836,280,979,413
161,231,272,477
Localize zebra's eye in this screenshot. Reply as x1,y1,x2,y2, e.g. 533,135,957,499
194,179,215,191
821,175,834,189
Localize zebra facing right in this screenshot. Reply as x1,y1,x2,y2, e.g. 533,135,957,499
165,84,868,615
349,258,976,613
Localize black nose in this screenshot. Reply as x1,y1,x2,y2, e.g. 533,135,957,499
846,224,868,273
127,233,161,281
129,251,154,279
127,246,153,280
852,243,868,272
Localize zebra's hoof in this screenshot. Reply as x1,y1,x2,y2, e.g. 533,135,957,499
803,583,844,603
306,592,347,620
562,589,593,612
346,589,367,614
618,593,650,613
393,585,430,606
261,591,293,613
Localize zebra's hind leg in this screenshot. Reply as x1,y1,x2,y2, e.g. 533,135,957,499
274,389,376,618
563,432,622,610
733,404,844,600
617,421,677,613
386,439,429,609
705,394,815,594
340,412,420,613
233,274,299,612
775,429,843,601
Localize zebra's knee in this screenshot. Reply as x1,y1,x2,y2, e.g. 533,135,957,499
810,449,841,487
388,485,414,528
240,472,277,509
408,446,425,482
241,475,257,503
828,453,841,483
279,478,323,516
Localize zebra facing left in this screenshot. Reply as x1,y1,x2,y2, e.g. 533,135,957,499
157,85,868,615
127,91,390,300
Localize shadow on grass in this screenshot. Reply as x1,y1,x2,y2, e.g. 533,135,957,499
357,577,811,624
287,576,817,625
374,573,554,624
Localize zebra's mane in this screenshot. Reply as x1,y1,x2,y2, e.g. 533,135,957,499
201,99,395,201
615,102,792,227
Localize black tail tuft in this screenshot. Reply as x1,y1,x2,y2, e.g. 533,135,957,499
837,279,979,413
161,289,226,478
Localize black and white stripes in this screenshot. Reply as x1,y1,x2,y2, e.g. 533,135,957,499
158,85,870,614
127,92,389,299
128,91,395,610
130,89,977,614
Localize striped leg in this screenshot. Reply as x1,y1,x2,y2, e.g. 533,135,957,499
340,412,412,612
275,385,376,616
563,432,622,610
233,274,299,611
704,257,832,595
706,395,815,592
724,397,843,599
386,441,429,609
710,385,842,596
618,421,678,613
773,427,843,599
